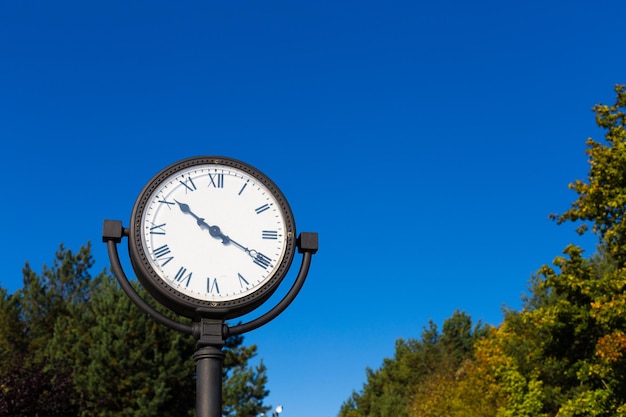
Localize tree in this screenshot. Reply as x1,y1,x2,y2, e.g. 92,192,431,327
0,244,102,415
222,333,271,417
0,243,272,416
0,352,77,417
539,85,626,415
17,243,103,360
0,287,26,373
339,311,487,417
442,84,626,417
552,85,626,264
47,277,197,417
341,84,626,417
447,84,626,416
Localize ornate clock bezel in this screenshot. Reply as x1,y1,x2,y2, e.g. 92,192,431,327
128,156,297,319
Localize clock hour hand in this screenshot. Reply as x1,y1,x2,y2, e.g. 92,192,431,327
175,200,229,243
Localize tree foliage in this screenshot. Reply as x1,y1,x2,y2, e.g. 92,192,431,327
552,85,626,263
340,85,626,417
0,242,271,416
0,352,77,417
339,311,488,417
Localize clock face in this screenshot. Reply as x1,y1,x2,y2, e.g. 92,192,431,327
129,156,296,318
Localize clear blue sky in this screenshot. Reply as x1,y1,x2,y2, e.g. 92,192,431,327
1,1,624,416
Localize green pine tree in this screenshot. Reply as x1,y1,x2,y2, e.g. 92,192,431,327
0,242,272,416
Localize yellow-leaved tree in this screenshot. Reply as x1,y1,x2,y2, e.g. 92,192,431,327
410,84,626,417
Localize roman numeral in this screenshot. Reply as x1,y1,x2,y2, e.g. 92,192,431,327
238,273,249,287
255,204,271,214
153,244,174,266
238,181,248,195
149,222,166,235
179,176,197,192
174,266,192,287
253,252,272,270
157,194,176,208
207,277,220,294
262,230,278,240
208,173,224,188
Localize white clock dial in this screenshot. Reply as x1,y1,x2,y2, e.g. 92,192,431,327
139,162,290,303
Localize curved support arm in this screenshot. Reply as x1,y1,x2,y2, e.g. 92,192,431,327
105,236,193,335
227,232,317,336
103,220,317,339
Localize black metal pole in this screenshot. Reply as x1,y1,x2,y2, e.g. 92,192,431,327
193,318,226,417
194,345,225,417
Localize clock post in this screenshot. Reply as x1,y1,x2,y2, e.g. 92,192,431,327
102,156,317,417
193,319,226,417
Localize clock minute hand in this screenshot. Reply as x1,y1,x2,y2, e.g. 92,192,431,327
225,237,249,253
174,201,271,268
223,236,273,269
175,200,229,243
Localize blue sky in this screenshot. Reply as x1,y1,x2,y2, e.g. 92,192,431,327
1,1,624,416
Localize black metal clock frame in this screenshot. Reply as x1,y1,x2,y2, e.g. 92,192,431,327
127,156,298,319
